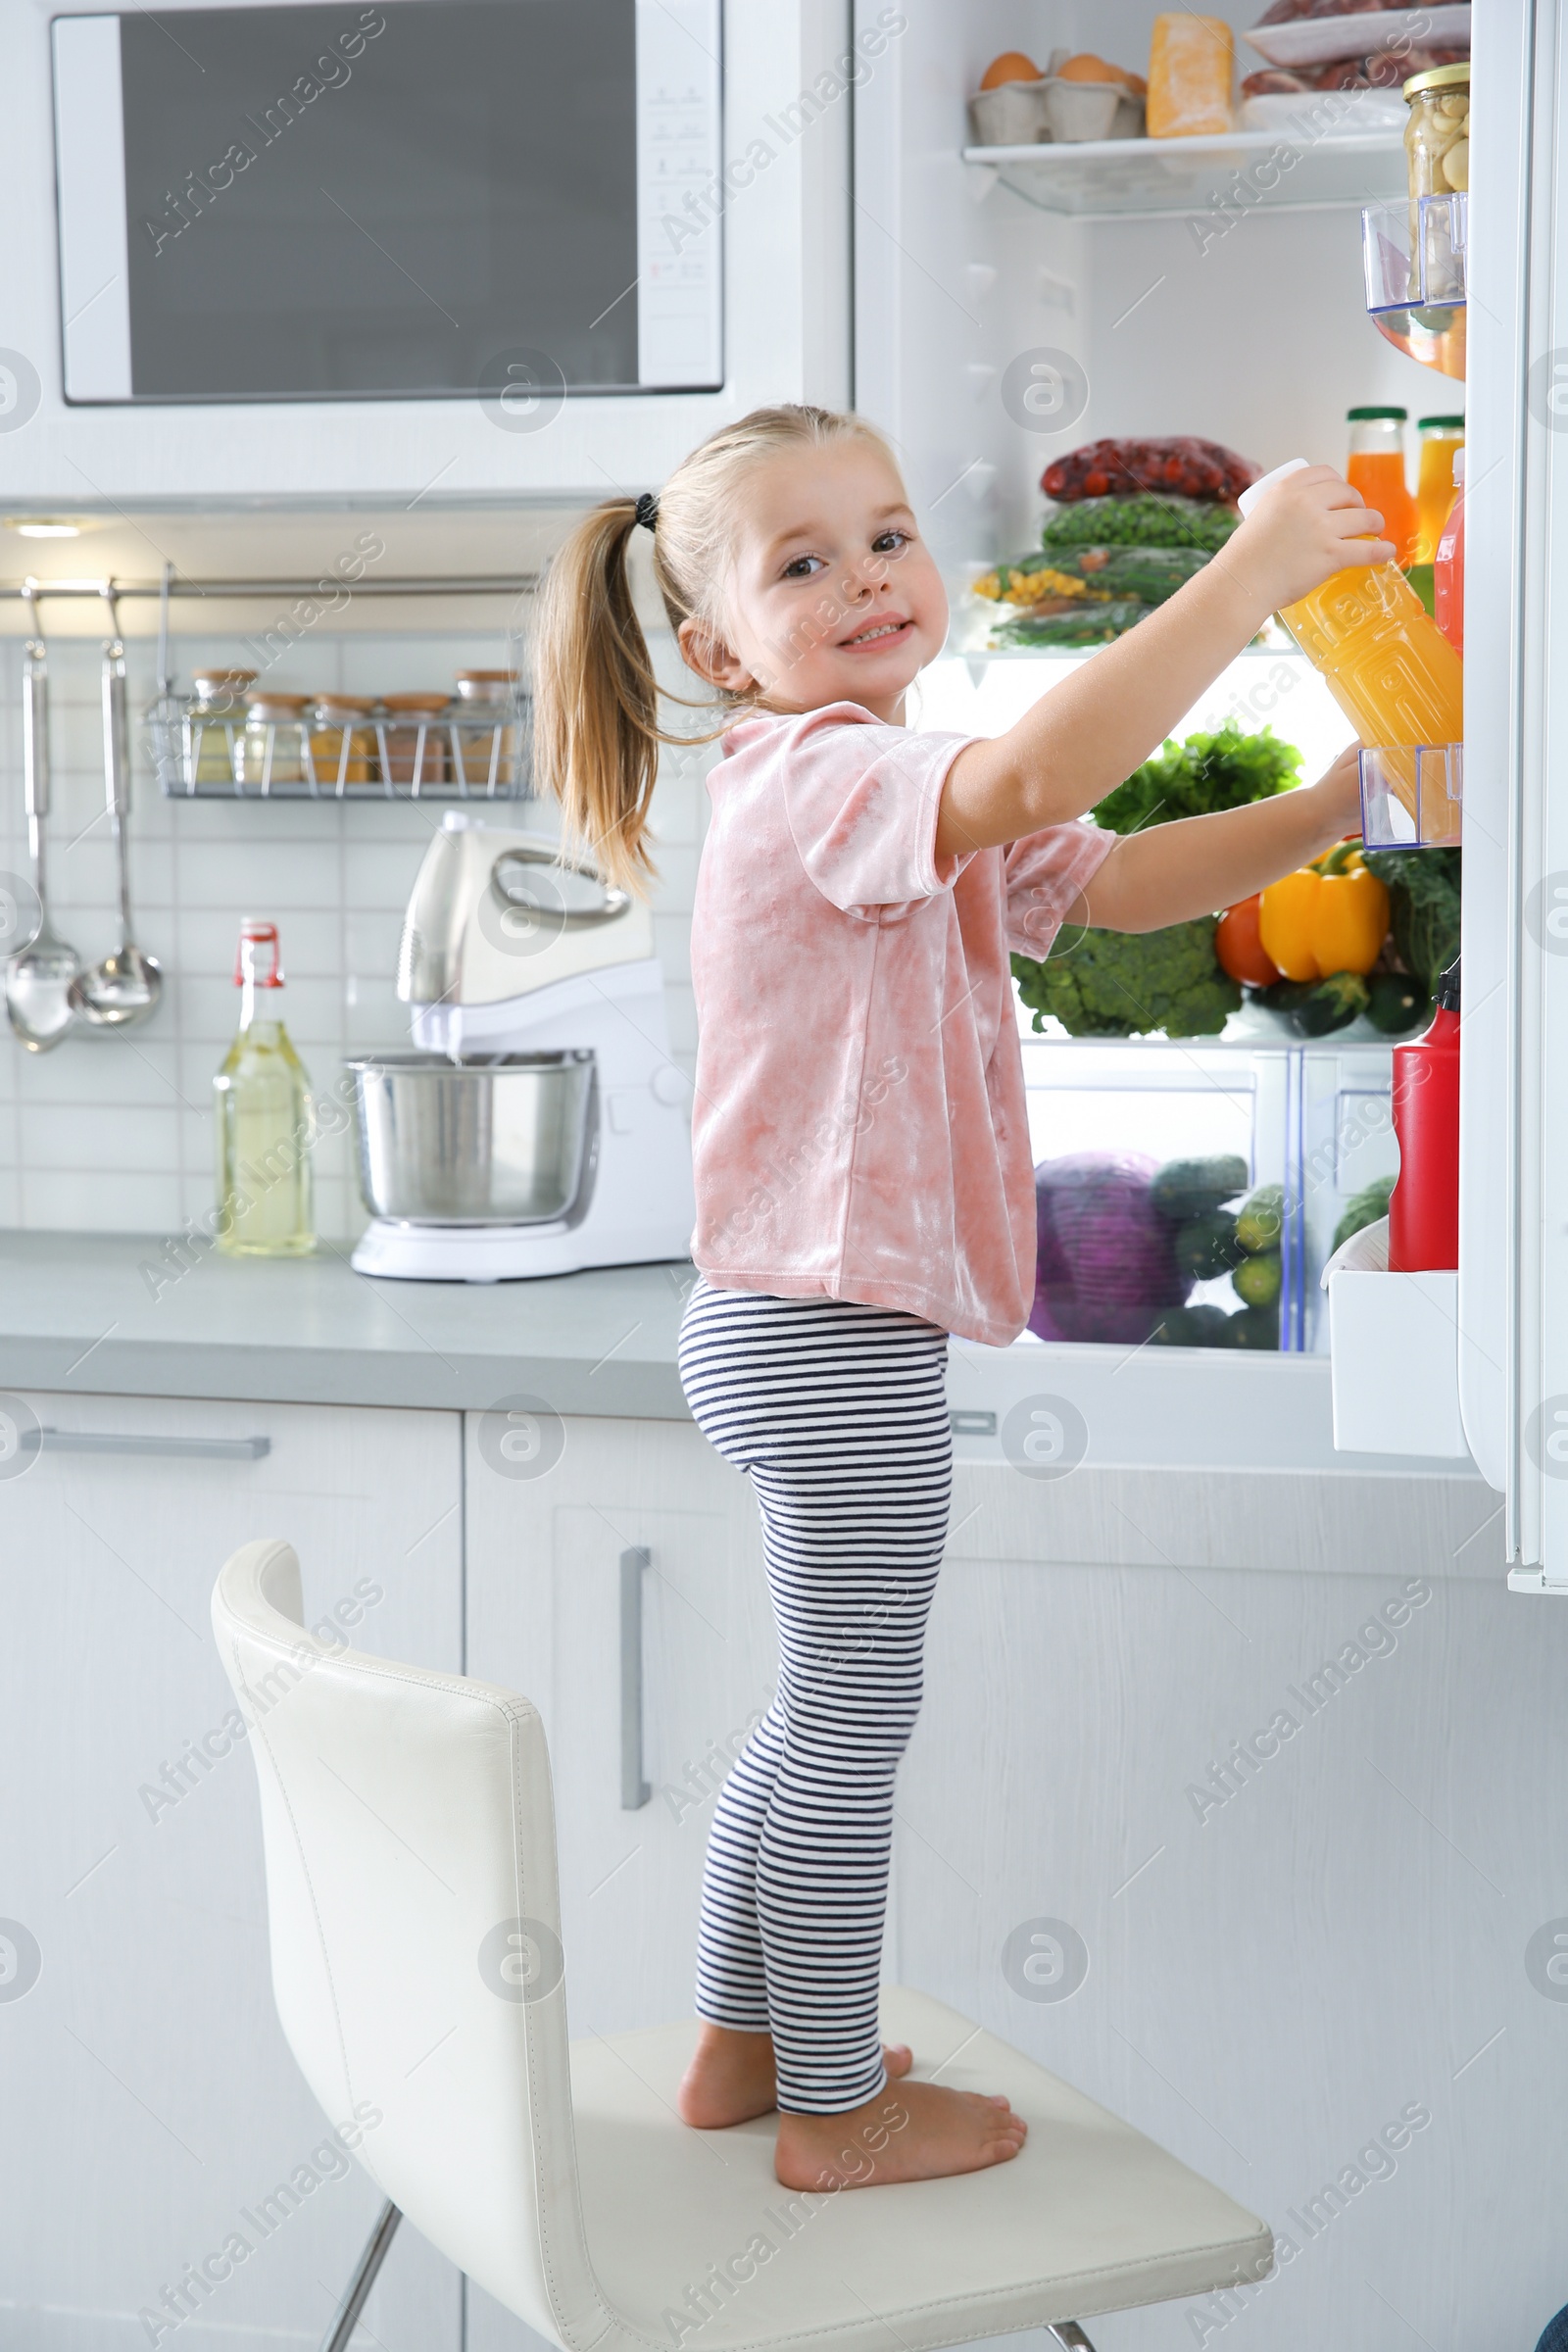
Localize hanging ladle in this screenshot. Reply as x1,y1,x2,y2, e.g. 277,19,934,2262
5,600,81,1054
69,590,162,1029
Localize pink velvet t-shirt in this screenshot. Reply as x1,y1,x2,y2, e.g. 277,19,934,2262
687,702,1116,1347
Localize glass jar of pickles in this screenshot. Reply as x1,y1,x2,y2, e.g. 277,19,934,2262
190,668,256,785
1404,64,1469,202
308,694,377,788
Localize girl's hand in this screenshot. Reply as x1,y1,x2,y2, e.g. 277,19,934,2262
1222,465,1396,613
1302,744,1365,855
1077,748,1368,934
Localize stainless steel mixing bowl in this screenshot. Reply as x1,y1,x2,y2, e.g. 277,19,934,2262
346,1051,596,1225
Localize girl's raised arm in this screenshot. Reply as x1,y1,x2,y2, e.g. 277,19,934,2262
934,466,1393,860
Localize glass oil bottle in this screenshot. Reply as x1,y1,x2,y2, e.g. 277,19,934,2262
214,919,316,1254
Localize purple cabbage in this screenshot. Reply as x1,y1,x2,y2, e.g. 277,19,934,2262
1030,1151,1193,1345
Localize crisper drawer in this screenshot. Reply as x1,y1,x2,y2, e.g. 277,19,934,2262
1017,1037,1399,1356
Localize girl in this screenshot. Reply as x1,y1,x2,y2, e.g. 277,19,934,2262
533,405,1387,2194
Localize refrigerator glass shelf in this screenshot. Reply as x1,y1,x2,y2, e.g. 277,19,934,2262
958,639,1290,665
962,128,1406,220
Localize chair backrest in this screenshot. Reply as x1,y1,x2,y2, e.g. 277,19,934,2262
212,1538,610,2346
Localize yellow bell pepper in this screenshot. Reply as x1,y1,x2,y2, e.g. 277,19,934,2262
1258,863,1390,981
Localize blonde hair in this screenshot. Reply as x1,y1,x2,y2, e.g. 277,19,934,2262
531,402,901,891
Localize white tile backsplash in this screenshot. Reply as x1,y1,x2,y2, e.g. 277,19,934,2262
0,625,711,1243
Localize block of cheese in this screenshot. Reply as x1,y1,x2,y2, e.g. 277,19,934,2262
1147,13,1235,138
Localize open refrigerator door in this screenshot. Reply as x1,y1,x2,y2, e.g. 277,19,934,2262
1460,3,1567,1589
847,1,1549,1505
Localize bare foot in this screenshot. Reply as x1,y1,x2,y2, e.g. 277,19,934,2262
677,2024,915,2130
775,2076,1027,2190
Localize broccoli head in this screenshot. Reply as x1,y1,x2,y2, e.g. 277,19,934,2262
1012,918,1241,1039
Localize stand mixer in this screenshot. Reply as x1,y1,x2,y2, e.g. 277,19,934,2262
348,814,694,1280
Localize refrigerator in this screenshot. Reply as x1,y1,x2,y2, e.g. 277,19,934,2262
848,1,1561,1570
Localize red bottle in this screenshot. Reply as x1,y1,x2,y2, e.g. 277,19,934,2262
1434,449,1465,656
1388,958,1460,1272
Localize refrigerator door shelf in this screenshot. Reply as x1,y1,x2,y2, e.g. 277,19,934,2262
1359,744,1463,850
1362,195,1468,380
1328,1269,1469,1459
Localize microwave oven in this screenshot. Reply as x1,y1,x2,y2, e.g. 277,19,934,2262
53,0,723,405
6,0,868,503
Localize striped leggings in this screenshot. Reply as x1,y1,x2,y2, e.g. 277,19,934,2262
676,1280,952,2115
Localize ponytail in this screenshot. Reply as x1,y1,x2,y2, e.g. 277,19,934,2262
532,404,903,894
531,499,662,894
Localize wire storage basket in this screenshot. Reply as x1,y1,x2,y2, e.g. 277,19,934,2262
149,693,533,802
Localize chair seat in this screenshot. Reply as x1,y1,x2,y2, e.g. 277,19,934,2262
570,1987,1271,2352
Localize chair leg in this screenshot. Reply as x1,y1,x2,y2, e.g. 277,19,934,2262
1048,2327,1097,2352
318,2200,402,2352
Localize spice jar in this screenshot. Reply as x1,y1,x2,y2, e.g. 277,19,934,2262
380,692,450,788
308,694,376,787
452,670,518,791
1404,64,1469,203
189,668,256,785
237,695,310,790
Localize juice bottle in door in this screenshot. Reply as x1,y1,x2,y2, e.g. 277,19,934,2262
1414,414,1464,565
1345,406,1419,568
1434,448,1465,655
1388,958,1460,1273
1237,459,1464,755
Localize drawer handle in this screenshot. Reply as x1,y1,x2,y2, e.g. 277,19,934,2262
950,1409,997,1437
619,1545,651,1811
38,1429,270,1461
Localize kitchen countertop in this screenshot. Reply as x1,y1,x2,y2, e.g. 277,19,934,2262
0,1233,696,1419
0,1233,1484,1478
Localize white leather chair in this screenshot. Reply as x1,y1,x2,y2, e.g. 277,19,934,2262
212,1538,1272,2352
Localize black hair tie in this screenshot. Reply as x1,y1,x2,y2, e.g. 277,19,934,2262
634,491,660,534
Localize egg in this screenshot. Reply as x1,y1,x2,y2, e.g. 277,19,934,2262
979,50,1042,89
1057,53,1146,93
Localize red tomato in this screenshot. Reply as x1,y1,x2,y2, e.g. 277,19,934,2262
1215,895,1282,987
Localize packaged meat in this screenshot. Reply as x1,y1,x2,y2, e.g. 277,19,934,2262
1148,12,1235,136
1041,436,1258,504
1245,2,1469,69
1243,67,1311,92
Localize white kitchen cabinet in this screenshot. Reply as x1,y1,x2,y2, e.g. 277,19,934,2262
0,1391,463,2352
463,1408,778,2352
463,1411,777,2039
893,1468,1568,2352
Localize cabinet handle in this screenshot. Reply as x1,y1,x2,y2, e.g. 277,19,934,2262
619,1546,651,1811
38,1429,270,1460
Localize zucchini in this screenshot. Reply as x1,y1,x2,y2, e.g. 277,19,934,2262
1150,1303,1235,1348
1173,1209,1242,1282
1226,1304,1281,1349
1150,1154,1250,1222
1366,971,1430,1034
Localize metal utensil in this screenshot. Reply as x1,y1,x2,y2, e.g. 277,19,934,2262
5,628,80,1054
69,630,163,1028
345,1050,597,1224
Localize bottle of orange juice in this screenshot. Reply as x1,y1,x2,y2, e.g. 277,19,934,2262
1238,458,1463,753
1414,413,1464,566
1345,407,1419,568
